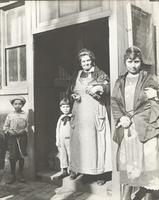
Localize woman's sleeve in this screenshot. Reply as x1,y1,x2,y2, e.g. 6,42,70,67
66,70,78,103
96,70,110,93
111,80,125,125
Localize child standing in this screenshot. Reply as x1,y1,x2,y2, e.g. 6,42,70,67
3,96,28,184
56,98,71,179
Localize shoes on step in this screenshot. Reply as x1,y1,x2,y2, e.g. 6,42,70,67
70,172,80,180
6,175,16,184
18,173,26,183
56,171,69,179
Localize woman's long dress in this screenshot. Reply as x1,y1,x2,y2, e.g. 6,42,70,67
118,74,159,190
70,71,112,175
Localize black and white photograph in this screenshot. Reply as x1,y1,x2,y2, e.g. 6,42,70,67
0,0,159,200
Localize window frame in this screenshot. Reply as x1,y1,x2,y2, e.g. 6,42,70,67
5,44,27,86
0,2,27,94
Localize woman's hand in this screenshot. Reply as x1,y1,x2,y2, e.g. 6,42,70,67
71,93,81,102
15,130,27,137
144,87,158,99
119,116,131,128
86,85,103,96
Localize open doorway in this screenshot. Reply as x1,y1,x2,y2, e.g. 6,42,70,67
34,17,110,172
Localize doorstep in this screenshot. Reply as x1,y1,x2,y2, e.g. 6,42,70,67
37,170,112,198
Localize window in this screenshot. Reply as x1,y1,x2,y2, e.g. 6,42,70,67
5,45,26,84
0,3,26,89
131,5,155,67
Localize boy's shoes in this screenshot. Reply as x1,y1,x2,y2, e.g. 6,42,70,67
6,175,16,184
57,171,69,179
18,173,26,183
70,172,80,180
132,187,146,200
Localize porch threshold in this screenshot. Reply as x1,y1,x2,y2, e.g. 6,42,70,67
37,170,112,198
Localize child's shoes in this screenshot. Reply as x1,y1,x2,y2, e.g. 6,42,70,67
18,173,26,183
70,171,80,180
56,169,69,179
6,174,16,184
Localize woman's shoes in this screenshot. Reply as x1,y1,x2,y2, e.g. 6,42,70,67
145,192,153,200
132,187,146,200
97,180,106,186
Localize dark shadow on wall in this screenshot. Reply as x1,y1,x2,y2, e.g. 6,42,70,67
0,114,8,171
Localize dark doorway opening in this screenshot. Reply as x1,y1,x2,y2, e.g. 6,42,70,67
34,17,110,172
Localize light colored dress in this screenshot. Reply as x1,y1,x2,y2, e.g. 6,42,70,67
70,70,112,174
119,74,159,190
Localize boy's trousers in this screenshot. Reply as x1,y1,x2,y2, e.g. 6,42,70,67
59,138,70,169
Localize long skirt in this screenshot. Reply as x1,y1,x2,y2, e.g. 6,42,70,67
118,123,159,190
70,92,112,175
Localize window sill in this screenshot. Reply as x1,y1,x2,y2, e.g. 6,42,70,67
0,86,28,96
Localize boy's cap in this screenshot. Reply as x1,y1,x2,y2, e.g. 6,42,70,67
10,96,26,105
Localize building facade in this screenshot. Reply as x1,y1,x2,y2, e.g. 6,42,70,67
0,0,159,198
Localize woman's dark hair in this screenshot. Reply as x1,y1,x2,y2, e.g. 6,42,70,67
78,48,95,66
124,46,143,65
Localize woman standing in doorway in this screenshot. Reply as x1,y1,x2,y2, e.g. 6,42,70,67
112,46,159,200
67,48,112,185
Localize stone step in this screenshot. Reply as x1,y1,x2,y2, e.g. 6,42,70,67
37,171,112,198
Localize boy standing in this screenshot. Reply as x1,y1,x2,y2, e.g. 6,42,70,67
56,98,71,179
3,96,28,184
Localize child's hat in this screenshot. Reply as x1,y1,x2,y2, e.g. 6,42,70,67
10,96,26,105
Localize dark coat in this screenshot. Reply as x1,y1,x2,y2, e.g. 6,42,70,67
112,70,159,145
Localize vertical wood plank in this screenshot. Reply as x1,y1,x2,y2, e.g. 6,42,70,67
102,0,110,10
37,1,58,23
25,0,36,179
80,0,102,11
117,1,129,75
109,1,121,200
59,0,79,17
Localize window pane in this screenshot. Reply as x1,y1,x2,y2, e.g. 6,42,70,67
6,5,26,46
132,5,155,66
7,48,18,82
59,0,79,17
38,1,58,23
20,46,26,81
6,46,26,84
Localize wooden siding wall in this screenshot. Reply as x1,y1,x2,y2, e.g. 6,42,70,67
37,0,103,23
0,11,2,85
32,0,111,33
116,1,129,75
